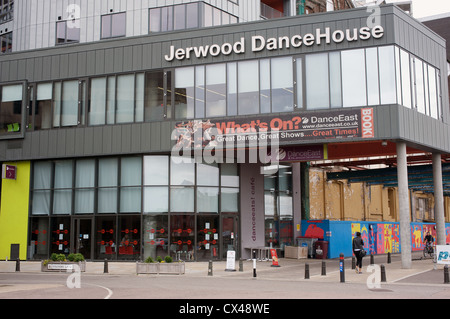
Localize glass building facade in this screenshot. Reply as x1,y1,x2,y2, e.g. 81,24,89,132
4,44,440,139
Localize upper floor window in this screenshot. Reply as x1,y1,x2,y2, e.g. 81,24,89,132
0,0,13,24
0,31,12,53
101,12,126,39
149,3,237,34
56,20,80,45
0,82,23,137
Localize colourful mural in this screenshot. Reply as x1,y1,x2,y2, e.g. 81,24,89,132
301,220,450,259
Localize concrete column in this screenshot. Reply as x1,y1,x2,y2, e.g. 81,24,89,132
396,142,411,269
433,153,446,246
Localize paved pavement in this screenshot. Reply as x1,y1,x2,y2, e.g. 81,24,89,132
0,252,449,302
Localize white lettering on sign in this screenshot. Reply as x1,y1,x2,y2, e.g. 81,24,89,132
165,25,384,61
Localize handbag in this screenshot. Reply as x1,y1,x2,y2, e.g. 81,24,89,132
360,249,367,257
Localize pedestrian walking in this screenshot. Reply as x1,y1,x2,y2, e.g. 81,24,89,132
352,232,365,274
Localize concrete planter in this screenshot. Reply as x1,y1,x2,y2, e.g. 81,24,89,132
136,262,185,275
41,261,86,272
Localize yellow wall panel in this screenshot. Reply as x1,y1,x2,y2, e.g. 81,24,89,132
0,161,30,260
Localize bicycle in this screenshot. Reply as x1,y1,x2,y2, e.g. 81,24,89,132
423,242,434,259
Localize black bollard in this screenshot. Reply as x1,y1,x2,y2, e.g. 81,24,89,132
15,259,20,272
380,264,386,282
208,260,213,276
444,265,449,284
351,256,355,270
370,254,374,265
321,261,326,276
339,253,345,283
239,259,243,272
103,258,108,273
304,264,310,279
387,252,391,264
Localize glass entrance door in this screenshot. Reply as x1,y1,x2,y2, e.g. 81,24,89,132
222,214,239,259
196,215,219,261
74,218,92,260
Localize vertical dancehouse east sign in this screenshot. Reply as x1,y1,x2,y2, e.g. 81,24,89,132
164,25,384,61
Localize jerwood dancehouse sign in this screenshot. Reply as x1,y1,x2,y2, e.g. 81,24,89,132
165,25,384,61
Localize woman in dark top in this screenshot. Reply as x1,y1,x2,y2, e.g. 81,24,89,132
352,232,364,274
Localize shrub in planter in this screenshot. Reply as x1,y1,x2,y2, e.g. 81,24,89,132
67,253,85,262
144,256,155,263
164,256,173,263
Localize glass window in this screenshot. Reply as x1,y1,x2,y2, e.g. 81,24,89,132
379,46,397,105
227,63,237,116
174,5,186,30
342,49,366,107
0,83,23,134
75,159,95,214
175,67,195,119
32,162,52,215
106,76,116,124
118,215,140,259
102,13,126,38
120,157,142,213
186,3,199,29
170,187,194,212
221,188,239,212
238,60,259,115
101,15,111,39
296,58,303,109
116,74,135,123
206,64,226,117
306,53,329,109
61,80,78,127
366,48,380,106
56,18,81,45
204,4,213,27
169,215,195,260
195,66,206,118
56,21,66,44
161,6,173,32
260,59,271,114
197,187,219,213
145,71,165,122
98,158,118,213
144,187,169,213
414,58,425,114
197,163,219,186
149,8,161,33
53,160,73,215
221,164,239,187
143,215,168,260
89,77,106,125
35,83,52,130
428,65,438,119
329,52,341,108
400,49,412,108
95,216,117,260
135,73,144,122
144,156,169,185
271,57,294,113
171,157,195,186
111,13,126,38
